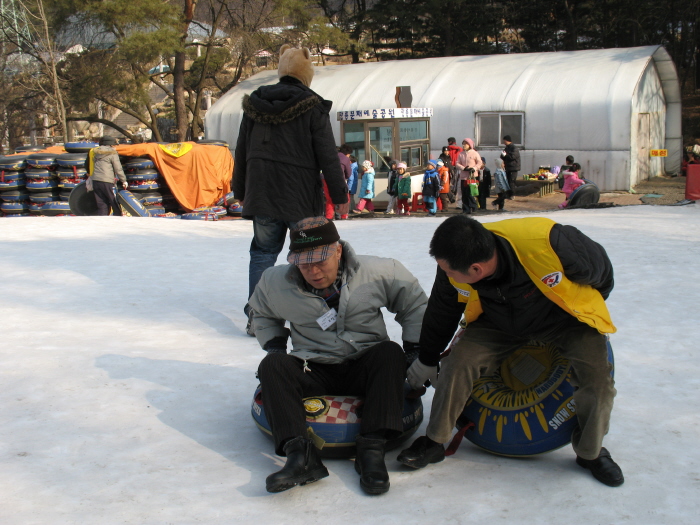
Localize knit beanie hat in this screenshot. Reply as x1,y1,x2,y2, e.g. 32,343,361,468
396,162,407,170
278,44,314,87
437,159,444,166
427,159,437,168
462,138,474,149
362,160,373,170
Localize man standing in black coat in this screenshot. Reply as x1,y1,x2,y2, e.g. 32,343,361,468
500,135,520,199
233,45,348,334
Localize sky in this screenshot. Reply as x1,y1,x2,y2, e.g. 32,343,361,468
1,204,698,524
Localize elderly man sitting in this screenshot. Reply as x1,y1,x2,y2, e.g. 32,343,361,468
249,217,427,495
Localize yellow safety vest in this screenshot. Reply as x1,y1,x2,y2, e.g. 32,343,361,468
449,217,616,334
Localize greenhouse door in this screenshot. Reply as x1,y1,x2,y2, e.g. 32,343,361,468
637,114,650,182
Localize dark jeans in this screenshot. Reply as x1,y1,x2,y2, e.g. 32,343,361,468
92,180,121,216
506,170,518,198
258,341,406,455
247,216,299,313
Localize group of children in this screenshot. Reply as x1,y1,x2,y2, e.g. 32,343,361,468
348,150,586,216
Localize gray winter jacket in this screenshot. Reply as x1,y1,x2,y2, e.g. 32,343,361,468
249,240,428,364
90,146,126,184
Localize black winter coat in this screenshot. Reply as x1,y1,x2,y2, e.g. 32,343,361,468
500,143,521,171
232,77,348,221
418,224,614,366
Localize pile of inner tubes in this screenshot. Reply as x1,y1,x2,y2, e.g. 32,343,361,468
0,152,71,217
121,156,180,216
3,140,237,219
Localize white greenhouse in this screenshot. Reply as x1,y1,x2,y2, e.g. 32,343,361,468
205,45,681,192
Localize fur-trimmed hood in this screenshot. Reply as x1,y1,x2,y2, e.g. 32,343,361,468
242,78,331,125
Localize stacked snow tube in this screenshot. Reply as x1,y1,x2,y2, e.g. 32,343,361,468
25,168,59,193
121,155,181,214
181,211,219,221
215,191,242,216
56,152,89,199
0,155,29,216
193,206,227,218
64,142,98,154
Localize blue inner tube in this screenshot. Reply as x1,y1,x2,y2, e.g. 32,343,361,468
25,168,58,179
1,202,29,212
123,157,155,170
39,201,72,216
116,190,150,217
25,153,57,168
56,153,88,168
126,169,159,182
252,382,423,459
457,339,614,457
26,180,59,191
181,212,218,221
0,191,29,202
216,191,237,207
0,155,29,170
64,142,98,153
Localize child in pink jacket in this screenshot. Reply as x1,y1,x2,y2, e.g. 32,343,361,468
559,162,585,208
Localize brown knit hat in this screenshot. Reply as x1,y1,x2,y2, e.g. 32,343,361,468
278,44,314,88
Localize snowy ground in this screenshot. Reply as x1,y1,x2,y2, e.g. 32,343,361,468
1,205,698,524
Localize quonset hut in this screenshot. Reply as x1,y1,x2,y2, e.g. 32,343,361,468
205,45,681,192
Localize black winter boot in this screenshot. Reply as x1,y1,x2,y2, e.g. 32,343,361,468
265,437,329,493
354,435,390,495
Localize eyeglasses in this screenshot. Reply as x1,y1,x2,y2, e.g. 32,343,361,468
297,258,332,270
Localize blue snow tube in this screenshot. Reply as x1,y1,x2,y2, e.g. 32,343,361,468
56,153,88,168
29,191,60,203
122,157,155,170
0,154,29,171
26,177,59,192
58,168,88,189
181,212,219,221
457,339,614,457
252,382,424,459
64,142,98,153
116,190,150,217
0,190,29,202
40,201,72,216
0,172,26,190
193,205,227,217
25,153,57,169
1,201,29,213
216,191,237,207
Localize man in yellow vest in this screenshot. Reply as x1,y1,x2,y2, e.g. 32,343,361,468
398,215,623,487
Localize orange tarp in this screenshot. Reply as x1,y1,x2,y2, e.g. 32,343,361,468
115,142,233,211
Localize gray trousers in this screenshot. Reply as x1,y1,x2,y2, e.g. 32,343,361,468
426,317,616,460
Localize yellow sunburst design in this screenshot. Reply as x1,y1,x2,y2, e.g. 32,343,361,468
303,398,328,418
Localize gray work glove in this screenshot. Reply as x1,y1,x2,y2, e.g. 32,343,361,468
407,359,438,390
122,181,128,189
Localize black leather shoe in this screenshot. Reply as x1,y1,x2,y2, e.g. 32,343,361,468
266,437,329,493
354,436,390,495
397,436,445,469
576,447,624,487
